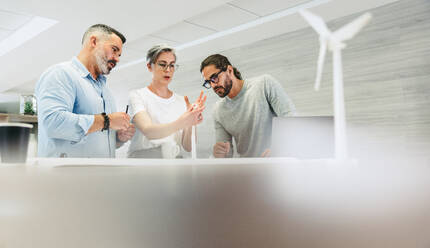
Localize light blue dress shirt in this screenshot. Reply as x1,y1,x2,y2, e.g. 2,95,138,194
35,57,117,158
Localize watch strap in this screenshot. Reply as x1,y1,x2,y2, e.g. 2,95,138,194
101,112,109,131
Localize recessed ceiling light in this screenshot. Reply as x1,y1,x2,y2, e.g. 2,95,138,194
0,16,58,57
117,0,331,70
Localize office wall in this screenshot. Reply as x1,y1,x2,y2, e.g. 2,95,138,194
0,101,19,113
165,0,430,161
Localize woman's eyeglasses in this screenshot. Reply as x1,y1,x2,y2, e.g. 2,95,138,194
155,62,179,71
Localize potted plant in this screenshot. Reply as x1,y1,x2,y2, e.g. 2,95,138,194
24,101,35,115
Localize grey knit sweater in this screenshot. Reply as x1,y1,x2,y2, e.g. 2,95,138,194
213,74,296,157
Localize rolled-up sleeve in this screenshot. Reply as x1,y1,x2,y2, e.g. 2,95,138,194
36,67,94,144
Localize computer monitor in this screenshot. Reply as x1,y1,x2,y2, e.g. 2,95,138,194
271,116,334,159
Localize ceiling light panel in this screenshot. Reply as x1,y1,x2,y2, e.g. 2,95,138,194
0,9,32,30
0,16,58,57
229,0,310,16
152,21,215,43
0,28,11,42
186,4,258,31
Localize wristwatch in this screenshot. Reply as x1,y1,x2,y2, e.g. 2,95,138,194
101,112,109,131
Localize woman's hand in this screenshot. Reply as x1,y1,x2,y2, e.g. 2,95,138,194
184,91,207,124
178,102,205,128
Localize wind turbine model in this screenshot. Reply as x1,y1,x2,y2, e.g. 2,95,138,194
191,103,198,159
299,9,372,160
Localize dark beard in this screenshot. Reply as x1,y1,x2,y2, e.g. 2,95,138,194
214,76,233,98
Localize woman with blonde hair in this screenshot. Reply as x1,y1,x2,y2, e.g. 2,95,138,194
127,44,206,158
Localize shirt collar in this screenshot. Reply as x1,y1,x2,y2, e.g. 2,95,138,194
71,56,107,84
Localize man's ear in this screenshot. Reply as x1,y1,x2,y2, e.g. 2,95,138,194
227,65,234,76
147,63,152,72
89,35,97,48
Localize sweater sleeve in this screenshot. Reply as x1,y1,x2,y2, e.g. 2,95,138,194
213,106,234,158
263,74,296,117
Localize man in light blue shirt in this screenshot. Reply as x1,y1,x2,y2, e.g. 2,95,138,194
35,24,135,158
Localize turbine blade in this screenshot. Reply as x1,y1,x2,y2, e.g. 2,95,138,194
333,12,372,41
299,9,331,37
315,39,327,91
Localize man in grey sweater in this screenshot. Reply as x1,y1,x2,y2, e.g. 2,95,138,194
200,54,296,158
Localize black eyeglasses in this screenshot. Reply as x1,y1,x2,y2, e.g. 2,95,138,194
202,67,227,89
155,62,179,71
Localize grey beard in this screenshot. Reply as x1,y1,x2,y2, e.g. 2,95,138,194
95,49,110,75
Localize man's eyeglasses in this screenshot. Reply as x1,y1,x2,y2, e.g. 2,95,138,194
155,62,179,71
202,67,226,89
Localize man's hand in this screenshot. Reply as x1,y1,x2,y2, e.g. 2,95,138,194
261,149,271,157
108,112,131,131
117,123,135,143
88,112,131,134
213,142,230,158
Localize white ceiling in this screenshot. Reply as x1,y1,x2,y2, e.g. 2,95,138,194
0,9,31,30
186,4,258,31
229,0,310,16
0,0,399,102
0,9,31,44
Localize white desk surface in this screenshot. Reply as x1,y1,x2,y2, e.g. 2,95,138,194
1,158,429,248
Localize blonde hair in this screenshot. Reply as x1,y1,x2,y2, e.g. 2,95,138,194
146,44,176,64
